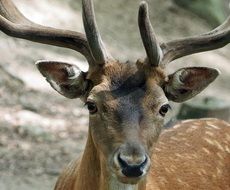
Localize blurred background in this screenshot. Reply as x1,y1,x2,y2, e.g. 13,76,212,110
0,0,229,189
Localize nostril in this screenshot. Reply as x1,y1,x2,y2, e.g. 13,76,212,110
117,154,129,168
117,154,148,178
118,153,146,166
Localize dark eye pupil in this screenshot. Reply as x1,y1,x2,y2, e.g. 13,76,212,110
87,102,97,114
159,104,170,116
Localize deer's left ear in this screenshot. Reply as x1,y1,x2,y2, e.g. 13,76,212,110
163,67,220,102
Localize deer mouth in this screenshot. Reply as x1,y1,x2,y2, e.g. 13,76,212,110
116,174,145,185
110,167,148,185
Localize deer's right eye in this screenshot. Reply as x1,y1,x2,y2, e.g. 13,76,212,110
86,102,98,114
159,104,171,117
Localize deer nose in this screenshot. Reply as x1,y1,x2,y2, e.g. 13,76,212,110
117,153,148,178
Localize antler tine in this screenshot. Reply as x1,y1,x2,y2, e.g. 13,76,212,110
0,0,94,64
82,0,111,64
138,1,162,67
206,15,230,35
0,0,32,24
161,15,230,65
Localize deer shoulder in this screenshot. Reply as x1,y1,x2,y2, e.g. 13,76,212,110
150,118,230,190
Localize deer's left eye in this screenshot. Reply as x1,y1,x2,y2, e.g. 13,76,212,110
86,102,98,114
159,104,171,117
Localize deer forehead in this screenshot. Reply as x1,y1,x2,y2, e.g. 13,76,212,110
88,62,168,108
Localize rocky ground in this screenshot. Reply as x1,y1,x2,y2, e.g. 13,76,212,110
0,0,229,189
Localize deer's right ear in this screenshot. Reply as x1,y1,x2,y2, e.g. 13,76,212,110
36,61,88,99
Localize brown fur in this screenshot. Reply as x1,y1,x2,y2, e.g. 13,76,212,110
55,118,230,190
52,61,230,190
150,119,230,190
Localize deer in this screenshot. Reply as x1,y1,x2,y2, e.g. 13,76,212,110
0,0,230,189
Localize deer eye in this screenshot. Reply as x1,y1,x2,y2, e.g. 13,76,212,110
86,102,98,114
159,104,171,117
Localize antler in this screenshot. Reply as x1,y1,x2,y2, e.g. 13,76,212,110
161,15,230,65
138,1,162,67
82,0,110,64
138,1,230,66
0,0,110,65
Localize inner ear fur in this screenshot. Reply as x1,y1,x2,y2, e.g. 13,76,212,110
163,67,220,103
36,60,88,99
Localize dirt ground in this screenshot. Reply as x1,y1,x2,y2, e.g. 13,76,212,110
0,0,229,189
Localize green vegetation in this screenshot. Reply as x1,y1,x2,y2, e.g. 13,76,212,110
174,0,227,27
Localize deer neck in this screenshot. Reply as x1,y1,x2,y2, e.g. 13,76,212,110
74,130,146,190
